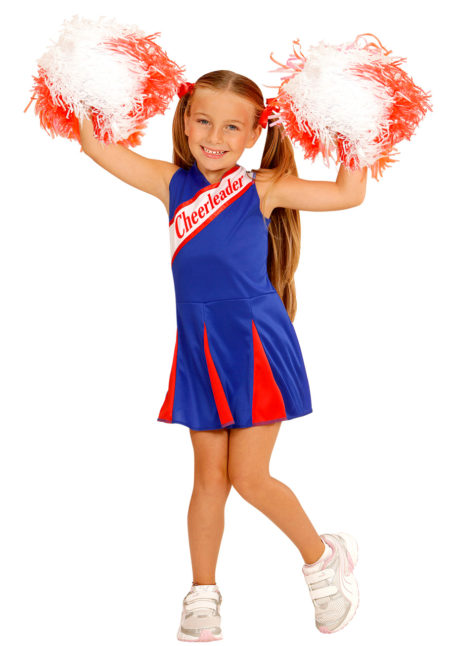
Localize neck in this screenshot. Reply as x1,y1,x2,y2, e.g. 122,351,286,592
196,160,239,184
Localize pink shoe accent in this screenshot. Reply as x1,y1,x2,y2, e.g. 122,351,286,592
346,551,354,574
321,535,336,568
199,629,221,641
318,625,333,634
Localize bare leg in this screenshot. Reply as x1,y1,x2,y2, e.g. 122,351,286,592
188,428,232,585
228,422,325,564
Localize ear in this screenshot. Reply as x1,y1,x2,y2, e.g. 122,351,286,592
246,124,263,149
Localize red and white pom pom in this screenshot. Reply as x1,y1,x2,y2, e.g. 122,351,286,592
265,34,433,179
24,15,186,147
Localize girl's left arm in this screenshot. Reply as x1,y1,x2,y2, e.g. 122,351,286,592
270,164,367,212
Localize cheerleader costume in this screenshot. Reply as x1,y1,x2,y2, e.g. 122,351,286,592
157,160,313,431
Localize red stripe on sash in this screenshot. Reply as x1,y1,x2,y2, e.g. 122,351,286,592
157,328,178,422
251,320,287,424
203,323,235,427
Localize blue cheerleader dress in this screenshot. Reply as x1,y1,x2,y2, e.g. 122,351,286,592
157,160,313,431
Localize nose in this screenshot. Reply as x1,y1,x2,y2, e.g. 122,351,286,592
208,125,224,144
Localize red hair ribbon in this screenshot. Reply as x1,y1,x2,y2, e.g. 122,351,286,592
177,81,195,98
258,97,280,128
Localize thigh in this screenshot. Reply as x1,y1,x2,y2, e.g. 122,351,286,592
227,421,282,482
189,428,231,483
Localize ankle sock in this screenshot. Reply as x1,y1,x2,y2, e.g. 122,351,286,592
304,540,332,568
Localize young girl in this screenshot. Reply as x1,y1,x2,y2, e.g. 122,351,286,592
79,70,367,641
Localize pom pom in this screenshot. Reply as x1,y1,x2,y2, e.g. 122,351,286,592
24,15,186,146
265,34,433,179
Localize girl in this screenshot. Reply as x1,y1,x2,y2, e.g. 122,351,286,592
79,70,367,641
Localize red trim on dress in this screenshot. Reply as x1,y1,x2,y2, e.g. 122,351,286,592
203,323,235,427
251,320,287,424
158,328,178,422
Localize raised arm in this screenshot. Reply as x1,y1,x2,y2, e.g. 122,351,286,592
78,117,179,209
267,163,368,213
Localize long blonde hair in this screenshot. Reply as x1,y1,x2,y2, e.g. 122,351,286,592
172,70,301,322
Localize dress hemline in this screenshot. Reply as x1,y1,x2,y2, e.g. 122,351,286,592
156,408,313,432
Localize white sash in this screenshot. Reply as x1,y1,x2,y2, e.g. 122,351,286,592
169,165,253,264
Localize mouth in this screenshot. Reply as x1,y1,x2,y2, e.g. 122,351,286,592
201,145,228,158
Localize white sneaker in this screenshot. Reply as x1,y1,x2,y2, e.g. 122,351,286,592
177,584,224,641
302,532,359,633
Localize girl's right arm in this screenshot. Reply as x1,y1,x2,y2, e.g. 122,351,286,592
78,117,179,211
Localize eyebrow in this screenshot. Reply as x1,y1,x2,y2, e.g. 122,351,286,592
194,112,245,125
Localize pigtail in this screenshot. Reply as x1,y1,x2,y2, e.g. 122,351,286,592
260,124,301,323
172,90,195,168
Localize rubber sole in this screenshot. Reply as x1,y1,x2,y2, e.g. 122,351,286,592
177,627,223,641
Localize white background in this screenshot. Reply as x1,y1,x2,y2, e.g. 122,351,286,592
1,1,458,644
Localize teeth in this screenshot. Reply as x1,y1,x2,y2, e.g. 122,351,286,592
203,146,225,155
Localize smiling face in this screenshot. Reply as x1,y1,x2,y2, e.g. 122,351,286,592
184,87,262,180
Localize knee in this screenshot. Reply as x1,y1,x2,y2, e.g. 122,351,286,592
193,468,232,498
228,466,269,500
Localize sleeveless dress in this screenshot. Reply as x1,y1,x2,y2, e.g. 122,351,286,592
157,160,313,431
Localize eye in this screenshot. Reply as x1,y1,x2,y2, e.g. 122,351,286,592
196,119,238,131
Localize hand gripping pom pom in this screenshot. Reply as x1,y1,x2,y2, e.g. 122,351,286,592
264,33,433,180
24,15,187,147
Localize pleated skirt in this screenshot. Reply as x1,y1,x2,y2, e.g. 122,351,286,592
157,291,313,431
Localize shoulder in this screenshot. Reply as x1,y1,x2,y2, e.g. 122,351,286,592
163,161,183,185
250,167,283,221
158,162,185,212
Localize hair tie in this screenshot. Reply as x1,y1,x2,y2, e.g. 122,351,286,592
177,81,195,98
258,97,280,128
